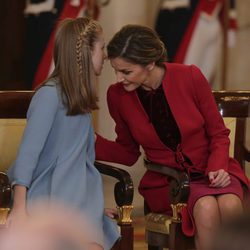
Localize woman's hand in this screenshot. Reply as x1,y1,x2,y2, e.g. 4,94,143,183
104,208,118,219
208,169,231,188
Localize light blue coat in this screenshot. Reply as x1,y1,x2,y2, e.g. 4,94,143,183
8,82,119,249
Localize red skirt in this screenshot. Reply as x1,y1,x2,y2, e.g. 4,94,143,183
139,174,244,236
182,174,243,236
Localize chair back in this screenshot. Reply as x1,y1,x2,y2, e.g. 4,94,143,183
0,91,34,222
213,90,250,170
0,91,34,173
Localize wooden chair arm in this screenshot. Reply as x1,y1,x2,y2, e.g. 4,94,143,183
144,159,190,204
0,172,11,208
94,161,134,227
94,161,134,207
0,91,33,118
0,172,11,225
244,146,250,162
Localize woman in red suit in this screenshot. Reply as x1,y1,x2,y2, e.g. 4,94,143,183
95,24,249,250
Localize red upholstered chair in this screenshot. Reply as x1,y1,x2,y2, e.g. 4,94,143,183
0,91,134,250
143,91,250,250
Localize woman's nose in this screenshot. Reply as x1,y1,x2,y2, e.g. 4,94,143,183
116,72,124,83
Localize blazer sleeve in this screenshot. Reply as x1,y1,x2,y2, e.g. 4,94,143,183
190,65,230,174
95,85,141,166
8,86,59,188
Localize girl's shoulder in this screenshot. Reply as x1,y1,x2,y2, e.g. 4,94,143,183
33,81,60,106
27,81,61,118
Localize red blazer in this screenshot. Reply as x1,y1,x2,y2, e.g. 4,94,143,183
96,63,249,210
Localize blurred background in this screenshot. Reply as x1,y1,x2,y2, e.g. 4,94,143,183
0,0,250,216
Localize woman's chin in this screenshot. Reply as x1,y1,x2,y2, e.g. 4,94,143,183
122,84,138,92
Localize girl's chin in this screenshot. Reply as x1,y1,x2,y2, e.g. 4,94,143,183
95,71,102,76
94,66,103,76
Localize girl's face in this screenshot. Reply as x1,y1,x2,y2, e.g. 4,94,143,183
91,31,106,76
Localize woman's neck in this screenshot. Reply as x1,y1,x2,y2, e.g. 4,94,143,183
141,66,165,91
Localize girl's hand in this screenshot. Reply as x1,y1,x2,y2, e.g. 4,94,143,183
6,207,28,228
208,169,231,188
7,185,27,228
104,208,118,219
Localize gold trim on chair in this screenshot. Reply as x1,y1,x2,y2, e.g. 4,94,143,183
0,208,10,225
117,205,133,224
171,203,187,223
145,213,171,234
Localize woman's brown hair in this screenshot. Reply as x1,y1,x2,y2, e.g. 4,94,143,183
48,17,101,115
107,24,167,66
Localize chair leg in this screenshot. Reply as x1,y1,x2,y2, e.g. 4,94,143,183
169,223,187,250
120,224,134,250
148,245,163,250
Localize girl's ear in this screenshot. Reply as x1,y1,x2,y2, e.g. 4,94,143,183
146,62,155,71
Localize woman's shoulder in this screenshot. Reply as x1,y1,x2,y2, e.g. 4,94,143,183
108,82,123,90
107,82,126,96
166,62,200,73
165,63,198,71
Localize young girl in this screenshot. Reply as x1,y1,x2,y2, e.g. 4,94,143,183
7,17,119,250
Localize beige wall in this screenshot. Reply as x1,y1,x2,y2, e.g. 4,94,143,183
227,0,250,90
96,0,250,215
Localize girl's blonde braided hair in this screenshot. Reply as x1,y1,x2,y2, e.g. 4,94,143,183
47,17,102,115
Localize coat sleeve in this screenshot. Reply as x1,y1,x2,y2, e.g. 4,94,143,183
95,85,141,166
190,65,230,174
8,86,59,188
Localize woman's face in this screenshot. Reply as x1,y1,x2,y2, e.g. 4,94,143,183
110,57,151,92
91,31,106,76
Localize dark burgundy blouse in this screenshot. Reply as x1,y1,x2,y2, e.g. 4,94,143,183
137,84,195,172
136,84,180,151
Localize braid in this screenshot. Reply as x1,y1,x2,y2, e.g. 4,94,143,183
50,17,101,114
76,32,84,74
75,21,92,75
